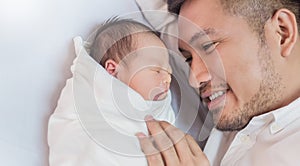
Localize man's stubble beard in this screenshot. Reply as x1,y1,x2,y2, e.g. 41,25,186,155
213,41,283,131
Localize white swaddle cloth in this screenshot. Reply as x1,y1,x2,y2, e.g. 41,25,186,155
48,36,175,166
93,53,175,137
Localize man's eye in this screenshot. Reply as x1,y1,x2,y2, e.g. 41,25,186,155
201,41,219,54
179,48,193,65
185,57,193,66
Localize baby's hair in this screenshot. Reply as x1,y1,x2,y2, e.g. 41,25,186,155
90,17,160,67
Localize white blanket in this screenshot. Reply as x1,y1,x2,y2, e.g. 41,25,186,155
48,37,175,166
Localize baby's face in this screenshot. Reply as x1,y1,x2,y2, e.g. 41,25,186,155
117,35,172,101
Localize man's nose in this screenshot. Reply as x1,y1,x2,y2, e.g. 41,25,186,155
189,57,211,88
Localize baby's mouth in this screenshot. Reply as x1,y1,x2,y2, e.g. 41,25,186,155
153,90,168,101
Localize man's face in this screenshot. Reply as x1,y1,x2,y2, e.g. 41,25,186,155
178,0,283,131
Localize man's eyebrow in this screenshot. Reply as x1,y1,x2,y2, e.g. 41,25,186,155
189,28,216,44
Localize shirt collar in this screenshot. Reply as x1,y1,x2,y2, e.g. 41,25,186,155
269,97,300,134
240,97,300,135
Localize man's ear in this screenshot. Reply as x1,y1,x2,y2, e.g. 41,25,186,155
105,59,118,76
271,8,298,57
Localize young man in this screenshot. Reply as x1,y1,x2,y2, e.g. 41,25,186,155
137,0,300,165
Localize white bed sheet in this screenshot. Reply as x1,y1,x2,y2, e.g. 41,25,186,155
0,0,139,165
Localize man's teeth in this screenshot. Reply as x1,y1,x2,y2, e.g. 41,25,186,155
209,91,225,101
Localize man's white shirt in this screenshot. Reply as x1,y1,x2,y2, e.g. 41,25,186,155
204,97,300,166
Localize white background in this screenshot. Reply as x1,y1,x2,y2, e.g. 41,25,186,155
0,0,139,165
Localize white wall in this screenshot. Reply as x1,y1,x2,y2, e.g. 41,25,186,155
0,0,139,165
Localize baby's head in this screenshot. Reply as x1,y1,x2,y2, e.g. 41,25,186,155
90,18,172,101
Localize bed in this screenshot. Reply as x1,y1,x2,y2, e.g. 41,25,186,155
0,0,211,165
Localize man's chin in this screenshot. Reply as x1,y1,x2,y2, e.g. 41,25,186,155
211,108,236,131
215,119,248,131
210,107,223,123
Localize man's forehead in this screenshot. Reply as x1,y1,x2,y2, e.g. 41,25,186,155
178,16,198,41
178,16,217,44
178,0,225,45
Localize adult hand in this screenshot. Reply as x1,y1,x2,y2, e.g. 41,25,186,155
136,116,210,166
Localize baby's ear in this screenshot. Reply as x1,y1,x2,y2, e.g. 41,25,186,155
105,59,118,76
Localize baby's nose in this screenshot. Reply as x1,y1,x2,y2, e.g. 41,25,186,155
162,73,171,84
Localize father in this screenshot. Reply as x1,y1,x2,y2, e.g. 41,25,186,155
137,0,300,165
